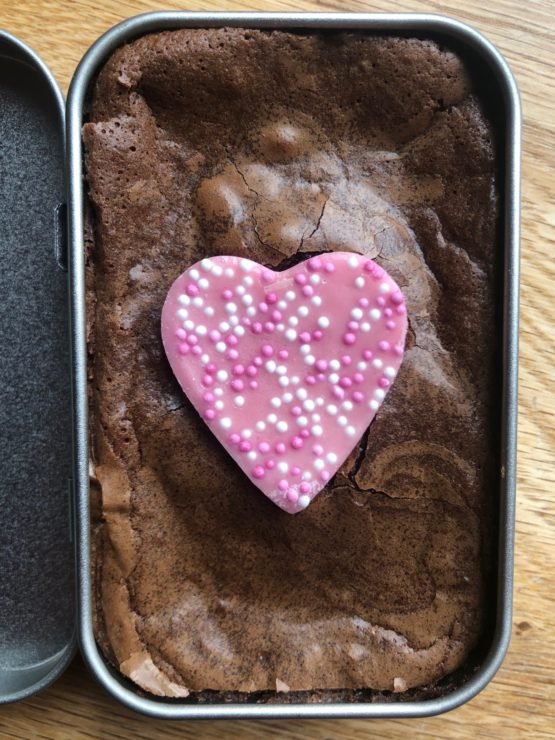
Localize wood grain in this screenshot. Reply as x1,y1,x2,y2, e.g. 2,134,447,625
1,0,554,737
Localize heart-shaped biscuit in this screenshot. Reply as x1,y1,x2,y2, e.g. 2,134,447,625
161,253,407,513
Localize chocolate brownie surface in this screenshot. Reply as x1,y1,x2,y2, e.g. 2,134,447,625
84,28,498,698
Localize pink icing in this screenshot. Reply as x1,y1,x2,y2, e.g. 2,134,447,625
161,253,407,514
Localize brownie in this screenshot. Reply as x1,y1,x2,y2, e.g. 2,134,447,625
83,28,498,699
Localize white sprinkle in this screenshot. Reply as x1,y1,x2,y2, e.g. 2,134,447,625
242,429,252,439
298,305,309,317
219,321,230,332
276,365,287,376
204,306,215,317
242,294,253,306
370,399,380,411
177,308,188,319
317,316,330,329
348,255,359,268
297,416,308,427
342,401,354,411
316,397,324,406
234,325,245,336
288,316,299,327
277,421,288,433
291,376,300,385
303,399,315,412
385,366,397,378
236,285,246,296
310,274,320,285
268,413,278,424
217,370,228,382
190,268,200,280
234,396,245,407
361,322,371,332
201,354,210,364
220,417,232,429
240,259,252,272
302,471,312,481
225,302,237,314
357,361,367,371
184,320,194,330
198,278,209,290
298,495,310,509
312,414,321,423
305,354,316,365
278,376,290,387
346,425,356,436
265,360,277,373
311,425,323,437
214,388,223,397
216,341,226,353
215,400,224,411
244,275,254,286
300,344,311,355
285,290,296,301
329,359,341,371
193,296,204,307
229,315,239,326
297,388,308,400
370,308,381,320
379,282,391,293
276,323,285,332
314,459,325,471
337,416,348,427
256,421,266,431
374,388,386,400
212,265,223,277
355,276,365,289
225,267,234,278
247,306,257,317
178,294,190,305
195,325,207,336
278,300,287,311
311,296,322,307
328,373,340,384
247,451,257,461
326,404,338,415
271,397,282,408
372,358,383,369
200,258,213,272
283,392,293,403
326,452,338,464
351,308,363,320
278,461,289,473
285,328,297,341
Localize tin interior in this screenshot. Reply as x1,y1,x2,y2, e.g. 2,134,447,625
68,12,519,720
0,32,75,704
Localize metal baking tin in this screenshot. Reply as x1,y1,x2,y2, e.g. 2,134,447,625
0,30,75,703
67,13,520,719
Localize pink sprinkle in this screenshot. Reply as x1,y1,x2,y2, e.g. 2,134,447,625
291,466,301,476
291,436,303,449
187,334,198,345
262,345,274,357
192,346,202,355
352,391,364,403
391,290,404,305
262,270,274,284
239,441,252,453
176,328,187,340
204,409,216,420
313,445,324,456
252,322,263,334
291,406,302,416
271,310,282,322
246,365,258,377
202,392,214,403
379,340,390,352
209,329,221,342
300,429,310,439
308,257,322,271
300,331,311,343
379,378,391,388
206,363,217,374
178,343,189,355
394,345,404,357
363,261,375,273
312,330,323,341
386,320,396,330
302,285,314,297
358,297,369,308
317,373,326,381
384,307,393,317
202,375,214,387
339,377,353,388
252,466,266,480
259,302,268,313
275,442,286,454
354,373,364,384
278,479,289,492
343,333,356,346
377,296,386,307
258,442,270,453
373,265,385,279
266,292,278,304
227,349,239,360
295,273,308,285
300,482,311,494
348,321,359,331
253,357,263,367
222,289,233,300
341,355,352,366
332,386,345,399
250,380,258,389
230,433,241,445
278,349,289,360
324,261,335,273
186,283,199,297
363,349,373,360
315,359,328,372
396,305,406,315
227,334,238,346
287,489,299,503
266,459,276,470
306,375,317,385
232,364,245,376
264,322,275,333
231,379,244,392
320,470,330,482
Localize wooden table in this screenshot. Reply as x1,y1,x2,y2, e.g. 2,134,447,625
1,0,553,737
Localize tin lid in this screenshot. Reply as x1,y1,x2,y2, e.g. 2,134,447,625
0,31,75,703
